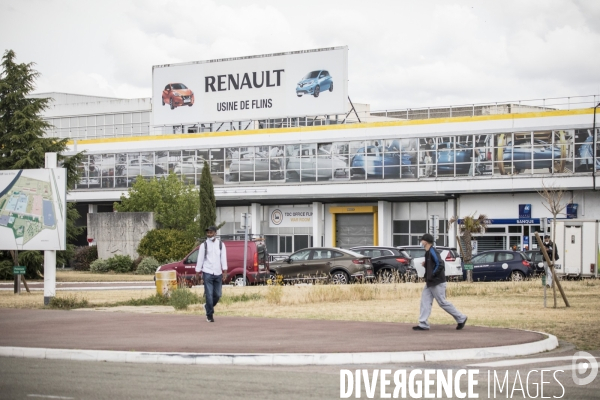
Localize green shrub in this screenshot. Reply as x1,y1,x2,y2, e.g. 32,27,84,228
71,245,98,271
48,295,89,310
0,259,13,280
169,288,202,310
107,254,134,273
136,257,160,275
137,229,197,263
18,250,44,279
90,258,110,273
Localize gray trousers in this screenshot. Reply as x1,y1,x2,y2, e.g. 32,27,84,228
418,283,467,329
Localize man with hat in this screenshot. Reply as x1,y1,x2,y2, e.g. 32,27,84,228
413,233,468,331
195,226,228,322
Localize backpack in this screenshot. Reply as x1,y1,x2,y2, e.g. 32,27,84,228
203,239,222,258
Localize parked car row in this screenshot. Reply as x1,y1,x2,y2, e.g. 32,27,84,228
156,242,547,286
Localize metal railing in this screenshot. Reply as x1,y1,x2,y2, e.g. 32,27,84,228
370,95,599,121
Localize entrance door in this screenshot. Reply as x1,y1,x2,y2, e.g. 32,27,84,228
564,225,582,275
336,213,373,248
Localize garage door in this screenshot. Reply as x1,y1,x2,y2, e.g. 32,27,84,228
336,213,373,248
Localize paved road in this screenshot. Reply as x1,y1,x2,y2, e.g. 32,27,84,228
0,308,544,354
1,346,598,399
0,281,154,291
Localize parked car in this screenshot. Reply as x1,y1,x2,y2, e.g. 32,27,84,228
350,146,414,179
466,250,532,281
396,246,463,280
350,246,417,282
503,139,562,172
523,250,545,274
162,83,195,109
156,239,270,286
436,142,473,175
285,147,348,181
268,247,375,284
296,70,333,98
229,151,283,182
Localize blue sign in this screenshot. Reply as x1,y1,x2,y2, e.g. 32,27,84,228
519,204,532,219
457,218,540,225
523,236,529,246
566,204,578,219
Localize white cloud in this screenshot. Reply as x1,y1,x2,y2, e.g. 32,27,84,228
1,0,598,110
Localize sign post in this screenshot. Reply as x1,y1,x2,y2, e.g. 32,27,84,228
241,213,251,286
429,215,439,244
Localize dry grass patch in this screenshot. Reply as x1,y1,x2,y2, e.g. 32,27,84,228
0,270,155,284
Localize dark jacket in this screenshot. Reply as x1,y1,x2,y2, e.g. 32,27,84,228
424,246,445,287
543,241,559,261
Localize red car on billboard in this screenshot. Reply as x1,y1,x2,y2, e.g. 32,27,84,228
162,83,194,109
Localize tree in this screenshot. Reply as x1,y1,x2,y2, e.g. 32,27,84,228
451,213,488,282
0,50,84,277
198,160,223,235
537,181,570,308
114,173,201,239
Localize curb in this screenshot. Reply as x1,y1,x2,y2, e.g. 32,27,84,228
0,332,558,366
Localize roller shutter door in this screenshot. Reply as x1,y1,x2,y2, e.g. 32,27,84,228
336,213,373,248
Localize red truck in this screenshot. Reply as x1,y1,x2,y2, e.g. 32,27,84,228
156,239,270,286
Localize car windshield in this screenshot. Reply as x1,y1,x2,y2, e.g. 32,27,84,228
171,83,188,90
303,71,320,79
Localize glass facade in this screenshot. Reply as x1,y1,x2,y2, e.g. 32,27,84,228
74,128,599,189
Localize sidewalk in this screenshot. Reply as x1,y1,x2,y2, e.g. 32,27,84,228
0,308,557,365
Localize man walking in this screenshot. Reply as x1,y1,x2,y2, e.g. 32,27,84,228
542,235,558,288
413,233,468,331
195,226,227,322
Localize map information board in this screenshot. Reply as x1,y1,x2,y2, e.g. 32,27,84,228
0,169,67,251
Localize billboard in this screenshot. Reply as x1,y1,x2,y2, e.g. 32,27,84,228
0,169,67,251
152,47,348,125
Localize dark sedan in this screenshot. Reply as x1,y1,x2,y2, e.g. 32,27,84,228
269,247,375,284
523,250,546,274
436,142,473,175
466,250,532,281
350,246,417,282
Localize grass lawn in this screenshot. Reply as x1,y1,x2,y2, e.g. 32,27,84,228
1,279,598,350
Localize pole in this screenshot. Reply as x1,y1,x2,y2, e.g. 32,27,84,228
14,249,20,295
593,102,599,191
44,153,57,305
242,213,248,287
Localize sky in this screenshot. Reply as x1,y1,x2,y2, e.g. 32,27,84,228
1,0,599,111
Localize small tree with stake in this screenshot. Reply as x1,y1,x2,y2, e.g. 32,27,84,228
537,181,570,308
450,213,488,282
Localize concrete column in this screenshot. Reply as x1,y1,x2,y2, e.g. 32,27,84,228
312,202,323,247
250,203,262,236
377,201,392,246
447,198,457,248
44,153,57,305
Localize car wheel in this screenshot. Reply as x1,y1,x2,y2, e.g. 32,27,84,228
162,98,165,106
188,103,193,107
170,98,175,110
329,82,333,92
331,270,349,284
230,173,239,182
510,271,525,282
297,93,302,97
313,85,320,98
267,272,278,285
286,170,299,180
233,275,248,286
